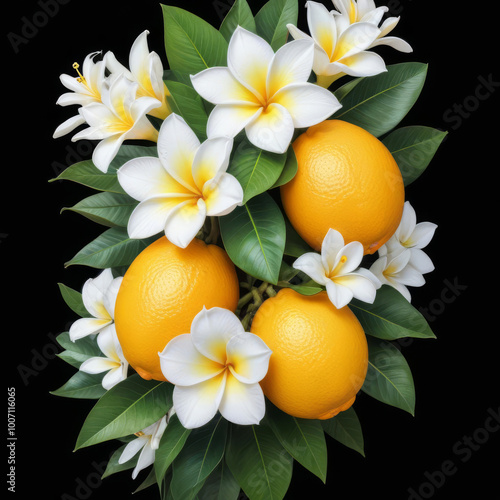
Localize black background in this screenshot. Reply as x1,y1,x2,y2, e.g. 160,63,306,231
4,0,498,499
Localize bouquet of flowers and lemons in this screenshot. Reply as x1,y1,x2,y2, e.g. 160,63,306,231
51,1,444,498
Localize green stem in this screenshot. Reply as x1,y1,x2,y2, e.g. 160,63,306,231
205,216,219,245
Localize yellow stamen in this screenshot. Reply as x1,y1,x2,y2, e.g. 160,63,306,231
134,431,145,437
72,62,87,85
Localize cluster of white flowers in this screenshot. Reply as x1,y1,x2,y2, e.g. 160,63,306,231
53,31,170,173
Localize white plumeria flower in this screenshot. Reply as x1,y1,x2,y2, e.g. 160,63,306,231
53,51,106,139
287,1,387,87
370,248,425,302
159,307,272,429
71,73,161,173
293,228,381,309
332,0,413,53
79,326,129,390
118,408,175,479
379,201,437,274
117,113,243,248
104,30,171,120
69,269,123,342
190,26,341,154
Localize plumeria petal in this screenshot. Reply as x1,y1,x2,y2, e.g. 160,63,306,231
333,241,364,276
82,269,114,319
119,436,149,465
191,67,258,105
266,39,315,98
307,0,338,59
127,194,196,240
172,372,227,429
203,174,244,216
118,157,192,202
409,222,438,249
207,104,262,139
333,272,378,304
132,443,156,479
218,375,266,425
190,307,245,365
163,198,207,249
325,279,354,309
409,249,435,274
102,365,128,390
321,228,346,271
159,334,225,386
69,318,112,342
156,114,200,193
80,356,119,375
272,82,342,128
192,136,233,191
226,333,272,384
103,277,122,320
245,102,294,154
228,27,274,104
396,201,417,242
333,50,387,77
370,35,412,52
293,252,329,285
53,115,86,138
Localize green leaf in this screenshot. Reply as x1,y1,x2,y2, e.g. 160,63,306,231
75,374,174,450
382,126,447,186
62,191,137,227
361,337,416,415
170,417,228,499
219,192,286,284
255,0,298,51
49,145,157,192
349,285,436,341
226,424,293,500
228,139,287,204
270,146,298,188
166,80,209,141
56,332,102,368
194,460,240,500
162,5,228,74
51,371,106,399
57,283,90,318
321,407,364,456
64,227,156,269
220,0,257,41
332,62,428,137
265,402,328,483
155,414,192,486
102,443,138,479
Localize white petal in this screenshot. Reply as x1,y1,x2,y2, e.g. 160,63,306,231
163,198,207,249
371,36,413,53
118,156,191,201
97,326,120,361
272,82,341,128
172,372,227,429
227,27,274,104
192,136,234,191
244,103,294,154
286,23,313,42
53,115,86,138
104,277,123,320
127,194,195,240
409,222,438,249
69,317,112,341
334,50,387,77
190,67,258,105
159,334,225,386
203,173,244,216
82,270,114,319
293,252,329,285
92,134,125,173
321,228,345,271
267,39,315,98
396,265,426,288
396,201,416,242
102,365,127,390
206,104,262,139
190,307,245,365
119,436,148,464
334,241,364,276
335,22,381,59
226,333,272,384
388,280,412,302
325,279,354,309
129,30,151,77
307,0,338,59
132,443,156,479
409,249,435,274
333,273,378,304
218,375,266,425
80,356,119,374
157,114,200,193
